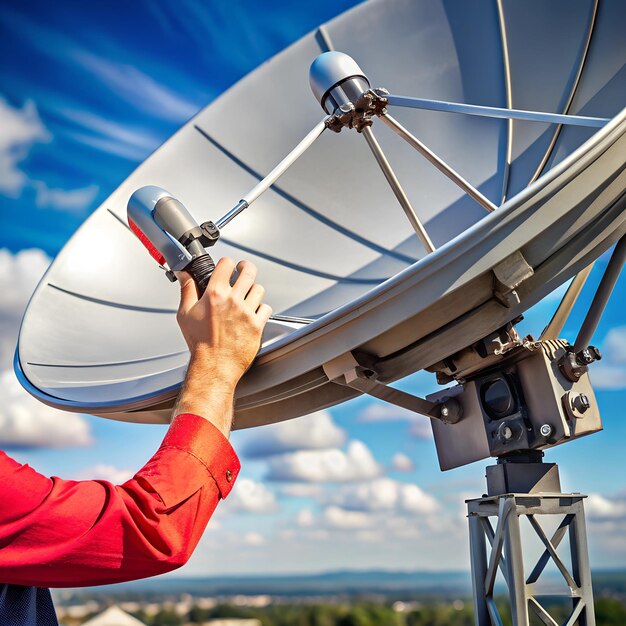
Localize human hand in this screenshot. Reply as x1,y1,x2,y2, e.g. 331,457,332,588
174,258,272,434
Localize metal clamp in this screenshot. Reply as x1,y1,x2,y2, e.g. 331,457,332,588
325,88,389,133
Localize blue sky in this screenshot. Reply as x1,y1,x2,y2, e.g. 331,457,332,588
1,0,625,578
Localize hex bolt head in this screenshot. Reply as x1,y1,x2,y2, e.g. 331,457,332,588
573,393,591,413
540,424,553,437
440,405,449,418
589,346,602,361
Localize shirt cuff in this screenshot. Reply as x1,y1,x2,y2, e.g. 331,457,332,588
141,413,240,507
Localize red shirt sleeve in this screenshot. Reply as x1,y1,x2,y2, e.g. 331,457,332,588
0,413,240,588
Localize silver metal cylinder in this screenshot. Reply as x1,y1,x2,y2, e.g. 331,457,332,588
309,51,370,114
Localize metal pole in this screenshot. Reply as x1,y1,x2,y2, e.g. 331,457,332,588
468,510,491,626
569,499,596,626
503,505,529,626
360,124,436,253
216,116,330,229
574,235,626,351
540,264,594,341
384,94,610,128
379,112,497,213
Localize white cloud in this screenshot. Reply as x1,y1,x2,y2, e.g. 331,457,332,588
0,97,99,212
265,440,381,483
0,247,51,371
323,506,373,529
57,107,163,161
242,532,265,546
328,478,439,515
297,508,315,527
591,326,626,389
73,50,199,123
0,248,50,334
391,453,414,472
279,483,325,499
241,411,346,458
601,327,626,364
227,478,278,513
34,181,99,215
357,401,434,440
80,464,134,484
586,493,626,521
0,248,92,448
0,369,92,448
409,420,434,440
400,483,440,514
358,403,417,423
0,97,50,196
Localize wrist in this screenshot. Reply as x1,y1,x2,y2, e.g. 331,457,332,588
174,382,235,436
174,346,239,437
188,344,242,392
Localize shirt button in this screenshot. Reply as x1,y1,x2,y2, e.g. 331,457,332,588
226,469,233,482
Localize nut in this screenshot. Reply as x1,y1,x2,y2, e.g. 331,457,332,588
540,424,553,437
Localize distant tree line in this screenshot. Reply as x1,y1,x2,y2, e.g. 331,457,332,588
127,596,626,626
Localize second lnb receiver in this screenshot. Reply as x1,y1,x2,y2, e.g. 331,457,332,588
428,339,602,471
309,51,371,115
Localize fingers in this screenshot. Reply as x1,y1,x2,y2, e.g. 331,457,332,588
176,271,198,316
245,284,265,312
203,259,269,320
256,303,273,326
232,260,257,299
206,257,236,295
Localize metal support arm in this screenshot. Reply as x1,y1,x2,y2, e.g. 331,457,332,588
574,235,626,351
540,265,594,341
380,112,497,213
360,124,436,252
216,116,330,228
385,94,610,128
323,352,462,423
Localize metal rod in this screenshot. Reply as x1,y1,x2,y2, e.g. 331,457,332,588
574,235,626,351
468,512,490,626
216,199,248,230
495,0,513,204
215,116,330,229
503,504,530,626
540,265,594,341
527,515,577,589
360,124,436,252
380,112,498,213
385,94,610,128
528,0,599,185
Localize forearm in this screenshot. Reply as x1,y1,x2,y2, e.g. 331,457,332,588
174,346,238,437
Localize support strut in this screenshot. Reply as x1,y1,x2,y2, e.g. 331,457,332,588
360,124,436,252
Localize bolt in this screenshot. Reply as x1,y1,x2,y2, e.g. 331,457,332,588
502,426,513,440
540,424,553,437
589,346,602,361
440,405,450,419
573,393,591,414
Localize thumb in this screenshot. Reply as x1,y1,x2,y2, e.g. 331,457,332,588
176,271,198,316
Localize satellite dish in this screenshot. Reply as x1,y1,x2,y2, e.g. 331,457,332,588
16,0,626,429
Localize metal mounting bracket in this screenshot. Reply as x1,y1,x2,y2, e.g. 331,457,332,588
325,88,389,133
492,250,534,307
323,352,462,423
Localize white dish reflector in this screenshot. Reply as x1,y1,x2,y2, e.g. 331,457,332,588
16,0,626,427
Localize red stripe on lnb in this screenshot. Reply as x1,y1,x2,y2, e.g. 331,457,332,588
128,218,167,266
